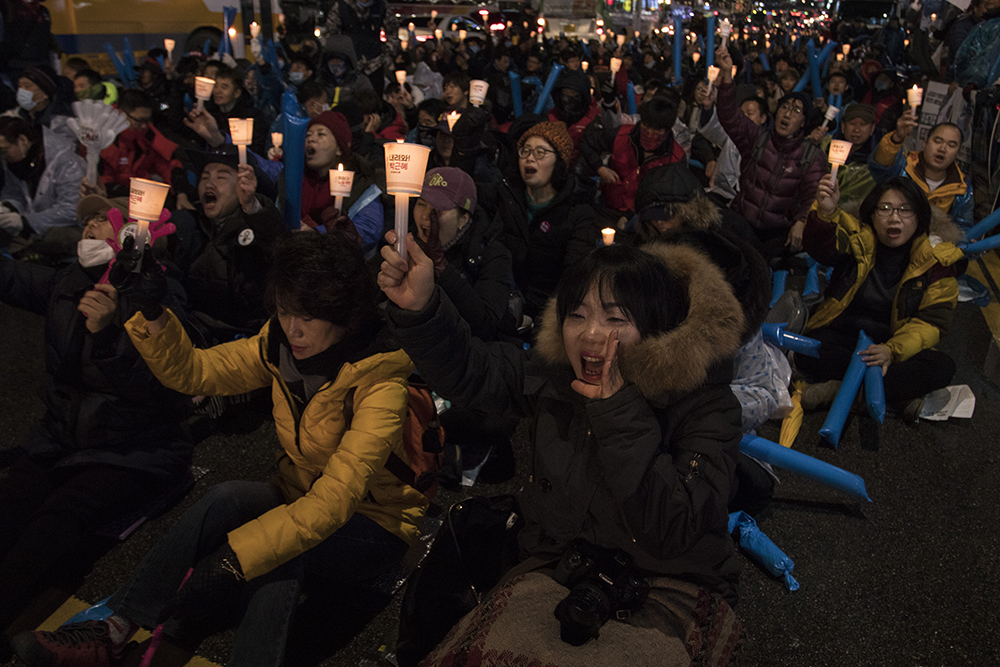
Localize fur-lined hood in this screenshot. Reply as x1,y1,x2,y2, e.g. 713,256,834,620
534,243,746,402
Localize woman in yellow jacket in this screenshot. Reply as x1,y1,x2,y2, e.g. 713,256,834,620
797,175,966,420
14,232,428,667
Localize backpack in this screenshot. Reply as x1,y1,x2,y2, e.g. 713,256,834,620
345,378,445,499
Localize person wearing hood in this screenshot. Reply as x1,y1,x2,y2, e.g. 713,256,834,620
858,65,904,132
868,117,974,232
296,110,385,250
0,0,55,82
0,194,192,649
377,230,744,665
714,45,825,259
167,145,286,343
478,120,597,318
798,175,965,422
546,68,601,158
322,0,390,94
580,93,685,214
0,115,85,246
72,69,118,105
79,90,185,204
319,50,376,107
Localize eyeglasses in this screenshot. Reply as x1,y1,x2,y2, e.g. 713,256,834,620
126,112,152,127
778,102,804,116
875,204,916,219
518,146,557,160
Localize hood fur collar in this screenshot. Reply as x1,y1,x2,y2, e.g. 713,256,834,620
534,243,746,401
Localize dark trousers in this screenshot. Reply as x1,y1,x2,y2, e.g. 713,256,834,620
0,450,167,630
108,480,408,667
795,326,956,404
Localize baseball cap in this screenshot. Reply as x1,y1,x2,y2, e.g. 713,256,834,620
420,167,477,214
841,103,876,125
77,194,128,223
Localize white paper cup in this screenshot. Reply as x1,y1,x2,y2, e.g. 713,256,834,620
384,142,432,196
250,23,260,38
228,118,254,145
707,66,720,83
271,132,283,148
164,38,175,54
129,177,171,222
616,34,626,46
469,80,489,106
692,52,701,64
828,139,852,167
195,77,216,100
610,57,622,73
907,87,923,108
602,227,616,246
395,70,407,85
329,166,355,197
825,105,840,122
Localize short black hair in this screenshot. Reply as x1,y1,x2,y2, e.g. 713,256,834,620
859,177,932,239
65,57,90,73
0,116,34,144
118,89,154,114
740,96,768,119
213,63,240,87
298,80,327,105
555,244,689,339
639,93,679,131
443,71,470,93
266,230,379,335
75,69,103,87
417,97,447,119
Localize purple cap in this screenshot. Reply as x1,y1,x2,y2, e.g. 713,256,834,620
420,167,477,214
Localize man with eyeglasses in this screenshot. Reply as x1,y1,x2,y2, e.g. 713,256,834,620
869,115,973,231
79,90,184,206
715,46,826,259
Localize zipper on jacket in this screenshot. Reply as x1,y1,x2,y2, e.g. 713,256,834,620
262,336,306,455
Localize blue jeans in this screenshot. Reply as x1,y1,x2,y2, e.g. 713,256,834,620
107,480,408,667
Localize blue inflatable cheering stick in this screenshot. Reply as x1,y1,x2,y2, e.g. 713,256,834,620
739,434,872,502
761,322,821,357
728,511,799,591
818,330,871,447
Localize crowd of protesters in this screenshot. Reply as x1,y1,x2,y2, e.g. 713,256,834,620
0,0,997,664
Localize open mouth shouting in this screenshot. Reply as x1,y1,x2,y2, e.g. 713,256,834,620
580,354,605,384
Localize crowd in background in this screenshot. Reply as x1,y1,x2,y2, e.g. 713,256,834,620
0,0,998,664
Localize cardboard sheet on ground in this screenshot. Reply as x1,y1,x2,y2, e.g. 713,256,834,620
919,385,976,420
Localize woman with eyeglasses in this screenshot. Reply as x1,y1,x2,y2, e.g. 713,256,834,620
479,120,597,318
796,175,966,421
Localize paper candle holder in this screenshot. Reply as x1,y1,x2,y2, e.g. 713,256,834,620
194,77,215,100
271,132,283,148
842,44,850,56
129,177,171,222
469,80,489,106
692,52,701,64
824,105,840,122
164,38,175,54
610,57,622,73
395,70,407,85
707,66,720,83
384,142,432,196
828,139,852,178
459,29,467,40
582,61,589,71
228,118,254,145
250,22,260,38
602,227,616,245
329,164,355,197
907,86,923,108
446,110,461,132
616,34,626,46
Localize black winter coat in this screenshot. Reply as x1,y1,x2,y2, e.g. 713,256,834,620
478,175,597,317
388,243,746,605
0,259,192,477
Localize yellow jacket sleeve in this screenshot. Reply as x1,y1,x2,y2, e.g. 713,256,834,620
873,132,905,167
226,378,409,580
885,276,959,363
125,310,273,396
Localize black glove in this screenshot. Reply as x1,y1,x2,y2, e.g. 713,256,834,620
168,542,246,621
107,236,168,321
451,106,490,148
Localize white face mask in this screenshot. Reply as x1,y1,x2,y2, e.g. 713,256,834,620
77,239,115,268
17,88,37,111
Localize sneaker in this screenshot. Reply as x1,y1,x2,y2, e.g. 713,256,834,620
11,621,119,667
801,380,842,411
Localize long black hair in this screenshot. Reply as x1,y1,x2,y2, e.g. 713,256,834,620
555,244,689,339
858,177,932,239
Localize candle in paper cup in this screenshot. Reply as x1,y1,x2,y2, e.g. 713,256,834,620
836,53,844,61
707,66,720,83
435,29,443,40
400,39,408,51
271,132,283,148
904,39,909,47
129,177,170,251
329,163,355,212
384,142,432,260
469,80,489,106
731,65,737,78
599,33,606,43
194,77,215,111
395,70,407,85
446,110,461,131
721,18,732,47
602,227,616,246
431,9,437,18
250,22,260,38
634,30,640,38
164,38,175,55
459,29,467,40
842,44,850,56
616,34,626,47
907,85,923,117
692,52,701,64
827,139,851,179
582,60,589,71
228,118,253,164
408,22,415,32
610,57,622,73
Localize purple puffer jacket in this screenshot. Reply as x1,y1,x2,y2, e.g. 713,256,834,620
716,81,826,232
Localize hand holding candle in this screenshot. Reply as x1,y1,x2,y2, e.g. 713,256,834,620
907,85,923,119
228,118,254,165
821,105,840,132
721,18,732,48
384,141,431,261
329,163,355,214
827,139,851,179
194,76,215,112
707,65,719,94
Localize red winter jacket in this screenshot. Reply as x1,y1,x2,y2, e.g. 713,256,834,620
715,81,825,232
98,125,181,192
375,110,407,142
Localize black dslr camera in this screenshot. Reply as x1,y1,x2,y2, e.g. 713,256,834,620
552,538,649,646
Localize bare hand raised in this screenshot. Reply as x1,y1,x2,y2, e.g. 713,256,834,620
377,231,436,312
571,330,625,400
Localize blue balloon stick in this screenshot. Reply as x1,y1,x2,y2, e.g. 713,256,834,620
627,81,637,115
818,330,871,447
533,64,564,115
771,270,788,307
740,434,872,502
509,70,522,118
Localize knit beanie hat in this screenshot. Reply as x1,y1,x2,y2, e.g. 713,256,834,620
21,65,58,99
517,121,574,163
308,111,352,159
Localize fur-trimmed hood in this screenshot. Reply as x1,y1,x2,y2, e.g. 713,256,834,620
534,243,746,402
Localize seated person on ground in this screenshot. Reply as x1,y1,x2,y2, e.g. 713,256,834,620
379,229,745,665
0,195,192,644
817,103,880,202
13,231,428,667
798,175,965,421
0,116,85,249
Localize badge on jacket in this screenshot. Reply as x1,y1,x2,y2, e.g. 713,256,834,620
238,228,255,246
539,220,550,233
